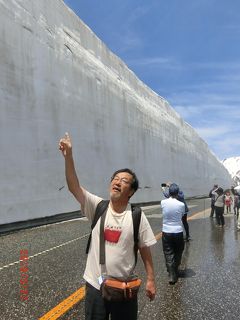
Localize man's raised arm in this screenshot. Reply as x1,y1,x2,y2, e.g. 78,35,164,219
59,132,85,208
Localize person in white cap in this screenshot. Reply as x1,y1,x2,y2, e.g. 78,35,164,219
161,183,185,284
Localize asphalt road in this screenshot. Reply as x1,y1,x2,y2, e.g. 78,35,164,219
1,198,240,320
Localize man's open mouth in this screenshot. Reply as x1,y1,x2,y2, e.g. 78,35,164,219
112,186,121,192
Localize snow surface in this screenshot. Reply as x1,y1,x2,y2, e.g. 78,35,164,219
222,157,240,185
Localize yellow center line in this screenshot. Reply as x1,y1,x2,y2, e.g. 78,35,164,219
189,207,211,220
38,286,85,320
39,205,210,319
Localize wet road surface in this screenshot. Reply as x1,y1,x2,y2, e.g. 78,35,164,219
1,198,240,320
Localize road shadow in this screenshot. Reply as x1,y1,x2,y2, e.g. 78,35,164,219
178,268,196,278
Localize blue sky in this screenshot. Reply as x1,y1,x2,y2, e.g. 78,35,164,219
64,0,240,161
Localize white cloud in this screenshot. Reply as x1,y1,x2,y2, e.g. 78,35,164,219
121,32,142,50
187,61,240,71
171,99,240,160
170,92,240,122
126,6,150,24
210,137,240,160
112,5,152,53
224,24,240,32
195,126,231,140
127,57,171,67
173,105,202,119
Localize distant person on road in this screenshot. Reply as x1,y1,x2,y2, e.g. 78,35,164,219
214,187,225,227
161,183,185,285
224,191,233,214
59,132,156,320
233,191,239,218
237,195,240,230
162,182,191,241
209,184,218,218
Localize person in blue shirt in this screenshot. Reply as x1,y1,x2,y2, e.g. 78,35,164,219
162,183,190,241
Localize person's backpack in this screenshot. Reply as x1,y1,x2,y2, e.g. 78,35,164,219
85,200,142,266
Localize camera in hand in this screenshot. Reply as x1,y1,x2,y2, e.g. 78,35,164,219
161,183,167,187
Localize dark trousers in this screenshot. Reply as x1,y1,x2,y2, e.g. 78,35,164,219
162,232,184,272
210,203,215,217
181,213,190,239
85,282,138,320
215,206,225,226
234,206,239,218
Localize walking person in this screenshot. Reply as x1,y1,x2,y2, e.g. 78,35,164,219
234,190,240,229
224,191,233,214
59,132,156,320
214,187,225,227
209,184,218,218
162,183,190,241
161,183,185,285
233,191,239,218
237,196,240,230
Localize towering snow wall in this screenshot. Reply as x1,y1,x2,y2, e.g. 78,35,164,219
0,0,232,225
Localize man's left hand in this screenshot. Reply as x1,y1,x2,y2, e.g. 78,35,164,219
145,279,156,301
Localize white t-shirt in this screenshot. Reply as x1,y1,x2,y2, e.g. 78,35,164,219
161,197,185,233
83,190,157,289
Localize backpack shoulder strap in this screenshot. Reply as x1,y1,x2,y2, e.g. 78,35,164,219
131,205,142,268
85,199,109,254
99,209,108,265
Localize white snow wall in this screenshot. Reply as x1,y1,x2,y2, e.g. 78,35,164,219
0,0,232,225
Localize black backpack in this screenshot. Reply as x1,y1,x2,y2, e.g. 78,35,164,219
85,200,142,266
